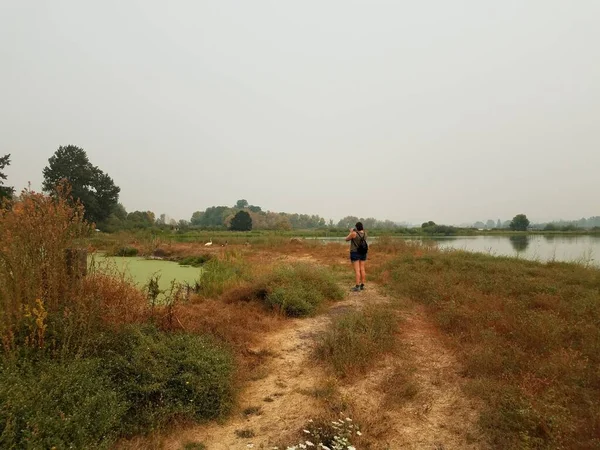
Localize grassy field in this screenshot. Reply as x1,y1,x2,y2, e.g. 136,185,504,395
375,245,600,449
2,194,599,448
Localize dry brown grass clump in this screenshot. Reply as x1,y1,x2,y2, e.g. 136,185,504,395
316,305,399,378
171,299,282,353
81,273,148,326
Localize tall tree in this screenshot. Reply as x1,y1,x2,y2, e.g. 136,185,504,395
509,214,530,231
190,211,204,226
235,199,248,209
230,210,252,231
42,145,120,223
0,154,15,201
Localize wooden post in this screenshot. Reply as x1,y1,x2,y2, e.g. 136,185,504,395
65,248,88,278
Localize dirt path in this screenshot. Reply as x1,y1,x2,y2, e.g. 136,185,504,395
161,285,486,449
339,299,487,449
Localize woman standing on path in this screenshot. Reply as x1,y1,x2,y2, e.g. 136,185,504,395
345,221,368,292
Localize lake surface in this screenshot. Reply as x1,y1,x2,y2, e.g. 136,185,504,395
431,235,599,266
91,255,202,294
314,235,600,267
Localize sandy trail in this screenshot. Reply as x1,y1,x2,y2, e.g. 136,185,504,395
160,284,486,449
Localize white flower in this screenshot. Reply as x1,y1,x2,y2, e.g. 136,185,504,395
356,430,362,436
348,447,356,450
305,441,314,447
247,445,254,449
345,417,352,422
303,429,311,434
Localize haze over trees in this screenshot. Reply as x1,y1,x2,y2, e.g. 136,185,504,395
538,216,600,231
337,216,399,230
0,154,14,201
42,145,120,224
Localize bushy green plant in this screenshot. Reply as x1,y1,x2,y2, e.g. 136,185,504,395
179,254,212,267
0,358,125,449
92,324,235,434
261,264,344,317
113,246,139,257
198,257,249,297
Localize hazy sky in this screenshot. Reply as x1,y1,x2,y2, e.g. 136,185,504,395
2,1,599,225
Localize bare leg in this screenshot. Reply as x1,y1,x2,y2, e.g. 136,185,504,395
359,261,366,284
352,261,361,285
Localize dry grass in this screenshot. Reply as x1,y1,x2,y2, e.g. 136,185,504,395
316,305,399,379
377,245,600,449
170,298,282,353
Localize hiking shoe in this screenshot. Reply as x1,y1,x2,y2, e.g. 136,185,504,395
351,286,361,292
360,284,365,290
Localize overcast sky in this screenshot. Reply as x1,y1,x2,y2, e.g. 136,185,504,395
2,1,599,225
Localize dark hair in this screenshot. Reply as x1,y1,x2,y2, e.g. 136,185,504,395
355,222,364,231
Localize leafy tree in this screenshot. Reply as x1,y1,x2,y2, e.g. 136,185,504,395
337,216,360,229
113,203,128,221
474,221,486,229
42,145,120,223
230,210,252,231
496,219,502,229
421,221,436,228
247,205,262,213
509,214,530,231
0,154,15,201
99,203,128,232
190,211,204,226
196,206,232,228
235,199,248,209
126,211,155,228
486,219,496,229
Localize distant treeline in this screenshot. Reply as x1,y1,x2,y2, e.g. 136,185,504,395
98,199,599,235
533,216,600,231
98,200,408,233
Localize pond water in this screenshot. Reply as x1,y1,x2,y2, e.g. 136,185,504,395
313,235,600,267
91,254,202,293
431,235,599,266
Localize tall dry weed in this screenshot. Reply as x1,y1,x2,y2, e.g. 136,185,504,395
0,188,147,354
0,187,90,348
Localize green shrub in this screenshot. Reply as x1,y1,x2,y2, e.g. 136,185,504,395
0,325,236,446
179,254,212,267
261,264,344,317
316,306,397,376
113,246,139,257
198,258,249,297
0,358,125,449
93,325,235,434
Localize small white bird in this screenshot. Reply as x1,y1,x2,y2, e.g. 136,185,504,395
204,239,213,247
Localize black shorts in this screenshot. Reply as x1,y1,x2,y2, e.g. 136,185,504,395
350,251,367,262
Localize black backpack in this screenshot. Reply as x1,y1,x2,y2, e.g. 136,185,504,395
355,231,368,255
